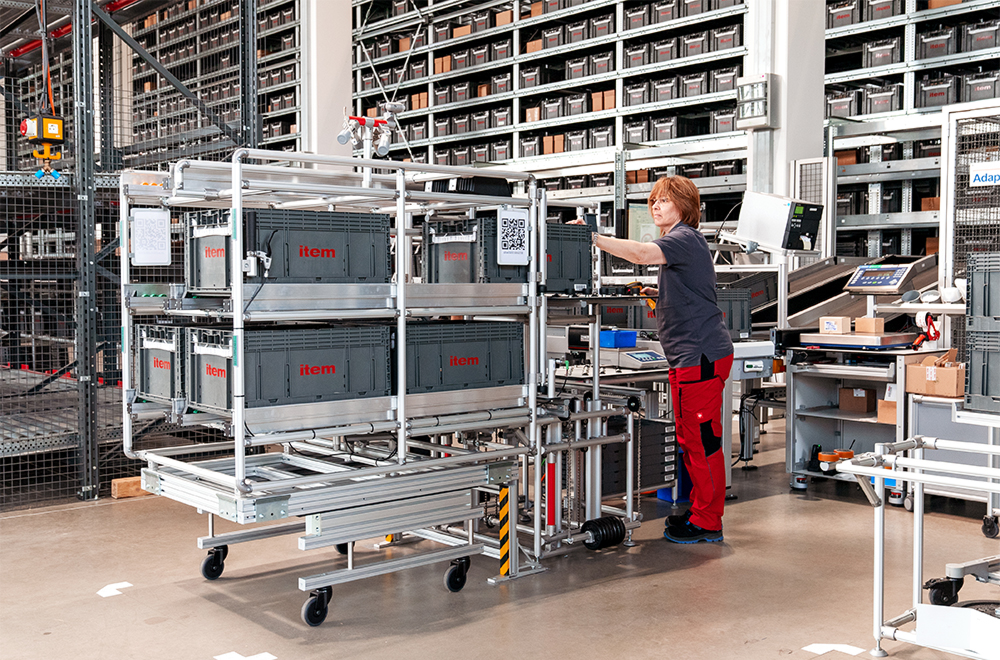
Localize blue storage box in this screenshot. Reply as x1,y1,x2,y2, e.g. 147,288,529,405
600,330,637,348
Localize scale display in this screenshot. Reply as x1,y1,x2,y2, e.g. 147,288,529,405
624,351,668,364
844,264,917,295
599,349,670,370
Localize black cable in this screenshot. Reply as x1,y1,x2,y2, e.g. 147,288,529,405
241,229,279,314
714,201,743,244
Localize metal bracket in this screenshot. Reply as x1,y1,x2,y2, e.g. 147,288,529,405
141,469,161,496
216,495,239,522
125,388,137,404
487,461,517,485
254,495,290,521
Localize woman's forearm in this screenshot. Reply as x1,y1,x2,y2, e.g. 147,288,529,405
594,234,665,265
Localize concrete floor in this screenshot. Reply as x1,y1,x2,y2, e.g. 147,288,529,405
2,421,998,660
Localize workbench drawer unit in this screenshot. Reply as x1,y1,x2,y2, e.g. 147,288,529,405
402,322,524,394
185,326,392,413
602,417,677,496
184,210,391,294
136,324,186,404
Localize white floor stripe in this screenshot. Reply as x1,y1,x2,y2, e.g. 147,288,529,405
802,643,866,656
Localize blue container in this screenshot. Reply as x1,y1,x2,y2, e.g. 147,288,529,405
657,448,691,503
600,330,637,348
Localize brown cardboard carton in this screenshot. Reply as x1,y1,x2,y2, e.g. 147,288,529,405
835,149,858,165
530,2,544,16
603,89,615,109
398,37,411,51
906,350,965,397
526,39,543,53
524,106,540,122
496,10,513,25
928,0,961,7
453,24,472,38
592,91,604,111
921,197,941,211
366,108,377,118
420,92,428,108
819,316,851,334
877,399,897,424
840,387,876,413
854,316,885,335
412,93,422,109
554,134,564,153
478,84,489,97
543,135,554,154
926,236,939,254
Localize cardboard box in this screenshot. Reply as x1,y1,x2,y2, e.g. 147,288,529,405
819,316,852,334
411,93,423,109
433,57,452,74
420,92,428,108
626,170,650,184
921,196,941,211
453,24,472,38
398,37,411,51
906,349,965,398
840,387,877,413
854,316,885,335
524,106,540,122
366,107,377,118
592,91,604,111
220,10,231,20
877,399,897,424
835,149,858,165
496,10,513,25
478,84,489,97
526,39,543,53
926,236,939,255
543,134,565,154
530,2,544,16
604,89,615,109
928,0,961,7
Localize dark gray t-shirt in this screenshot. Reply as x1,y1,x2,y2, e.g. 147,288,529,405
653,224,733,368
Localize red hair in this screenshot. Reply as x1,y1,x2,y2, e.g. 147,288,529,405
648,176,701,231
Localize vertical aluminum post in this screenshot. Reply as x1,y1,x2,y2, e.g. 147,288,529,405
395,168,407,465
872,443,888,657
231,152,247,493
912,445,924,609
529,179,541,558
119,186,135,459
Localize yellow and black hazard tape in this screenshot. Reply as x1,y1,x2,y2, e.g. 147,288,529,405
499,486,510,576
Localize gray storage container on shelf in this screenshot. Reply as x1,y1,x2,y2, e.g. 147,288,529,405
964,330,1000,414
185,325,392,413
135,324,186,405
423,216,527,284
716,288,752,339
545,222,594,293
184,209,391,294
401,322,525,394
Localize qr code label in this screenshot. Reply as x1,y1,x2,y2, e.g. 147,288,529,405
497,209,529,266
131,209,171,266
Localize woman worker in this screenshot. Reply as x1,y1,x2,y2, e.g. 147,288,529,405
589,176,734,544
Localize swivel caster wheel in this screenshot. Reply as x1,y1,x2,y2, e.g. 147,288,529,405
444,557,470,593
983,515,999,539
924,577,963,606
301,587,332,627
201,546,227,580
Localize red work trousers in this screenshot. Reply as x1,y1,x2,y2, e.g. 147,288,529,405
668,353,733,532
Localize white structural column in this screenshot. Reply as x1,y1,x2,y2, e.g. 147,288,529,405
744,0,825,197
304,0,354,158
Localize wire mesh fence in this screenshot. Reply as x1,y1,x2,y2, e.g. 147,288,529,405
0,0,262,510
951,114,1000,361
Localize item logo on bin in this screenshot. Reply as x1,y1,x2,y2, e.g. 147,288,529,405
205,364,226,378
834,12,851,20
449,356,480,366
299,245,336,258
299,363,336,375
153,357,171,370
444,251,468,261
204,246,225,258
606,307,624,314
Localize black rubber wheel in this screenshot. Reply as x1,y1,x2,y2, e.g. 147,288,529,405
444,565,467,593
201,553,224,580
335,543,349,555
928,587,958,607
983,516,999,539
218,545,229,560
301,596,328,627
903,496,914,512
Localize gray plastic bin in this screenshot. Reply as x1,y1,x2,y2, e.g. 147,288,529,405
545,222,594,293
965,330,1000,413
136,324,186,404
717,288,752,339
402,322,524,394
186,326,391,413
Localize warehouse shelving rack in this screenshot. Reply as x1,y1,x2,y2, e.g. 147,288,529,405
120,149,639,624
825,0,1000,259
352,0,748,174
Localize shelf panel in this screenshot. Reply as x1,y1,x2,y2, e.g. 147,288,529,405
825,0,1000,39
825,46,1000,85
794,405,881,424
836,211,940,229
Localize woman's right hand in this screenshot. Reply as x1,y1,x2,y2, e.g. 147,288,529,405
641,287,658,297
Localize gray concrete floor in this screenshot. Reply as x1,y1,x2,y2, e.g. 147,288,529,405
2,420,998,660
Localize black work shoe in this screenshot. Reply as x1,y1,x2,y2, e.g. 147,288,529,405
666,509,691,527
663,520,723,544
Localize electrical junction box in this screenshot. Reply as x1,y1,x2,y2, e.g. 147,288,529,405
736,74,776,130
21,114,64,144
734,191,823,254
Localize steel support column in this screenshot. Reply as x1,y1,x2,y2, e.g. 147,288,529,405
239,1,258,148
98,18,116,171
73,0,99,500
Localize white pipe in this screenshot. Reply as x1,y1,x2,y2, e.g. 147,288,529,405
529,178,542,560
872,441,887,656
120,179,137,459
395,168,407,467
889,455,1000,481
839,464,1000,494
912,447,924,610
921,436,1000,456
